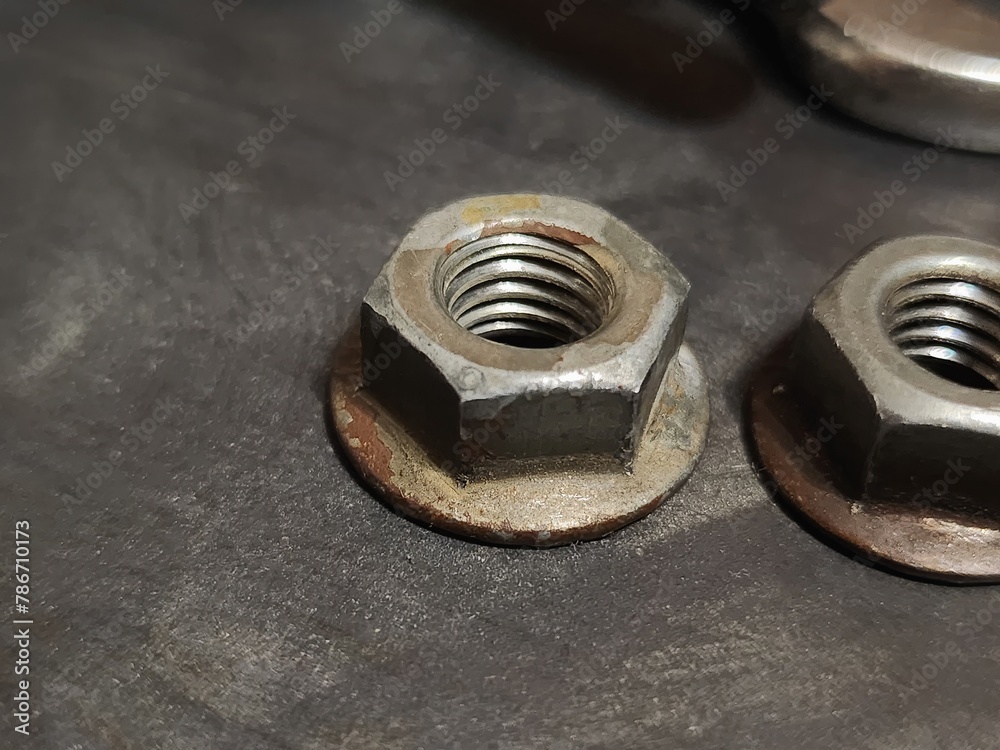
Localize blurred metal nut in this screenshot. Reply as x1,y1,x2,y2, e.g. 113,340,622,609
332,194,709,546
763,0,1000,153
751,235,1000,582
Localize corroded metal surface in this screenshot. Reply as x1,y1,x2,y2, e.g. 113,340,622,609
334,194,709,546
333,323,709,546
359,194,694,467
331,194,708,547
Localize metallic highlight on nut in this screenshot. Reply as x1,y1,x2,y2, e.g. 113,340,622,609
439,233,615,347
750,235,1000,582
885,278,1000,390
331,194,710,546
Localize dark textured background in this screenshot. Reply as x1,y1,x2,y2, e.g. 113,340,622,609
1,1,999,748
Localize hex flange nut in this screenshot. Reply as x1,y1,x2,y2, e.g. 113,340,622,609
750,235,1000,582
331,194,709,546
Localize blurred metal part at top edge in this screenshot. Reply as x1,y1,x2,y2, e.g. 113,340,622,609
762,0,1000,152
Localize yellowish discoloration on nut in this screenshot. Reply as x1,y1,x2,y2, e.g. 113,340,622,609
460,194,542,224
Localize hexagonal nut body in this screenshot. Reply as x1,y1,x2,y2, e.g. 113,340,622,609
360,194,690,470
791,235,1000,515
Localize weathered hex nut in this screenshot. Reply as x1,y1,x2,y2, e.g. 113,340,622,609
750,235,1000,582
332,194,709,546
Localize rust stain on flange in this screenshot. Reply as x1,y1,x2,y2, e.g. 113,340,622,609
332,331,401,501
331,322,709,547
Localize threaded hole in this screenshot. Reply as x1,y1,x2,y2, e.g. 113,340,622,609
886,278,1000,390
439,232,614,348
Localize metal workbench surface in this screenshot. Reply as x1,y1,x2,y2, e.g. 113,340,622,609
1,1,998,748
